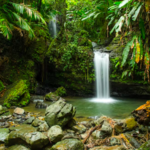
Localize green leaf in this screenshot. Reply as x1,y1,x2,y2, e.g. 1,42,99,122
121,35,137,67
132,4,143,21
82,12,95,21
119,0,132,8
139,18,145,40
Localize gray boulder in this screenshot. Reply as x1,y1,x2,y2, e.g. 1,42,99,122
32,118,44,127
45,100,76,127
0,128,9,143
37,122,49,132
7,124,49,150
51,139,84,150
48,125,63,143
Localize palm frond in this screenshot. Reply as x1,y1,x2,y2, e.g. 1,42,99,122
10,2,46,25
11,11,35,39
0,18,13,39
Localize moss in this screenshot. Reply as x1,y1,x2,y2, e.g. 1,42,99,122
55,86,66,96
125,117,137,130
19,92,30,106
1,79,30,108
0,80,4,92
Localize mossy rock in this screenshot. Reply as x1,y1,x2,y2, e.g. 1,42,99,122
55,86,66,97
45,92,60,101
124,117,137,130
1,79,30,108
0,80,4,92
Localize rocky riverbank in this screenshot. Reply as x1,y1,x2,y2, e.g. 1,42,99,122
0,99,150,150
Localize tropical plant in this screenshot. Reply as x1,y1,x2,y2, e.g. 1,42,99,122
0,1,46,39
107,0,150,82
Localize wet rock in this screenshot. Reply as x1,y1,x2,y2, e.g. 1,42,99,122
37,122,49,132
58,97,65,101
45,92,60,101
35,102,48,109
101,121,112,135
94,116,108,125
90,146,126,150
62,133,79,140
7,145,30,150
30,95,44,102
92,130,102,139
114,117,137,133
32,118,44,127
51,139,84,150
0,128,9,143
24,117,35,124
0,106,9,116
138,140,150,150
45,100,76,127
14,107,24,115
72,124,86,134
109,137,121,146
48,125,63,143
7,124,49,149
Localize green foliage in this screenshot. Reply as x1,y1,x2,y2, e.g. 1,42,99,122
107,0,150,82
55,86,66,96
0,1,46,39
0,80,4,92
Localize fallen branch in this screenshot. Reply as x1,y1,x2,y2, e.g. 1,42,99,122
83,121,103,144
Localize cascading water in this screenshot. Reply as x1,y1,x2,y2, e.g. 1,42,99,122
48,16,57,38
94,51,110,98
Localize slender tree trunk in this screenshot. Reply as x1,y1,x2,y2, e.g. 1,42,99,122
37,0,42,12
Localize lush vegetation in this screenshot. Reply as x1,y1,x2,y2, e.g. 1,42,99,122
0,0,150,99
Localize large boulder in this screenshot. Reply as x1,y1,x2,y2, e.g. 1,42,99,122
1,80,30,108
45,100,76,127
6,124,49,150
51,139,84,150
48,125,63,143
0,128,9,143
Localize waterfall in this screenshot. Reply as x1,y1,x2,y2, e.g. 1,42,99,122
48,16,57,38
94,51,110,98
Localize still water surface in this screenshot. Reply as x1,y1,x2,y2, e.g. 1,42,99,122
22,97,147,119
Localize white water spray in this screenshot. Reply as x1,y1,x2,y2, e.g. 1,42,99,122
48,16,57,38
94,51,110,98
52,16,57,38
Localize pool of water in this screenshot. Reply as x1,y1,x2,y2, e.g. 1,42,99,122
21,97,147,119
